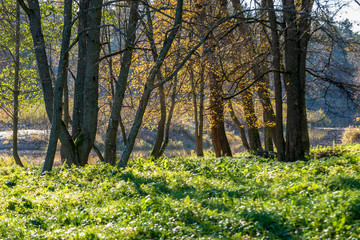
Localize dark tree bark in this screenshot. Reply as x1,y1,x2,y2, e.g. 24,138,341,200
77,0,103,166
60,75,70,163
267,0,285,161
12,1,24,167
197,68,205,157
72,0,89,139
43,0,74,172
104,0,139,165
18,0,78,168
159,76,178,156
190,63,205,157
150,84,167,158
282,0,312,161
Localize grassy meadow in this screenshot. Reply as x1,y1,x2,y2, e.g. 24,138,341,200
0,145,360,239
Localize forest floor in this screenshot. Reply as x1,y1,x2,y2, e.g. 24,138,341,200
0,125,346,165
0,144,359,239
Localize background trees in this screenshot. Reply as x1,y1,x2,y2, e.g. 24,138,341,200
0,0,40,166
1,0,357,170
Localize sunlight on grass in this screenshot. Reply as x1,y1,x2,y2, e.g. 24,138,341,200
0,145,360,239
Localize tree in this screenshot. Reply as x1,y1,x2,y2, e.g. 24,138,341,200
266,0,285,161
12,1,23,167
282,0,313,161
0,0,40,167
104,0,140,165
118,0,184,167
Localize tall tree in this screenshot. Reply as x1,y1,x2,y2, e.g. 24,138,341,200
196,0,232,157
266,0,285,161
76,0,103,165
12,1,24,167
18,0,79,167
72,0,89,139
118,0,184,168
104,0,140,165
282,0,313,161
42,0,74,172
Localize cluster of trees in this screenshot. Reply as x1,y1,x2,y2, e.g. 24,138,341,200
0,0,359,172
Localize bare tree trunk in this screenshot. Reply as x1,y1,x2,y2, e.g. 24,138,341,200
190,64,205,157
228,100,250,151
104,0,139,165
267,0,285,161
77,0,103,166
18,0,78,167
266,0,285,161
241,90,262,151
13,2,24,167
197,68,205,157
42,0,73,172
209,71,232,157
282,0,312,161
150,84,166,158
119,114,127,146
72,0,89,139
257,76,274,151
60,77,70,163
142,3,168,159
118,0,184,168
159,76,178,156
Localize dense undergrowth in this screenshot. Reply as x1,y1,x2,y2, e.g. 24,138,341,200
1,145,360,239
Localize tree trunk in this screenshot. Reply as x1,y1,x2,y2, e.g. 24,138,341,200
197,67,205,157
43,0,73,172
267,0,285,161
257,75,274,151
190,64,205,157
118,0,184,168
60,76,70,163
18,0,78,167
209,71,232,157
77,0,103,166
72,0,89,139
228,100,250,151
104,0,139,165
282,0,312,161
13,1,24,167
241,90,262,151
159,76,178,156
150,84,166,158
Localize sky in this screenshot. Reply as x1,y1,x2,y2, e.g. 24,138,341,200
243,0,360,33
335,0,360,33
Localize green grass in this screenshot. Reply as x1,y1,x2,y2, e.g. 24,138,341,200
1,145,360,239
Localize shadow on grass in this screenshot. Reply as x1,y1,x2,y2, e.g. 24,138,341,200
327,176,360,190
118,171,293,239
